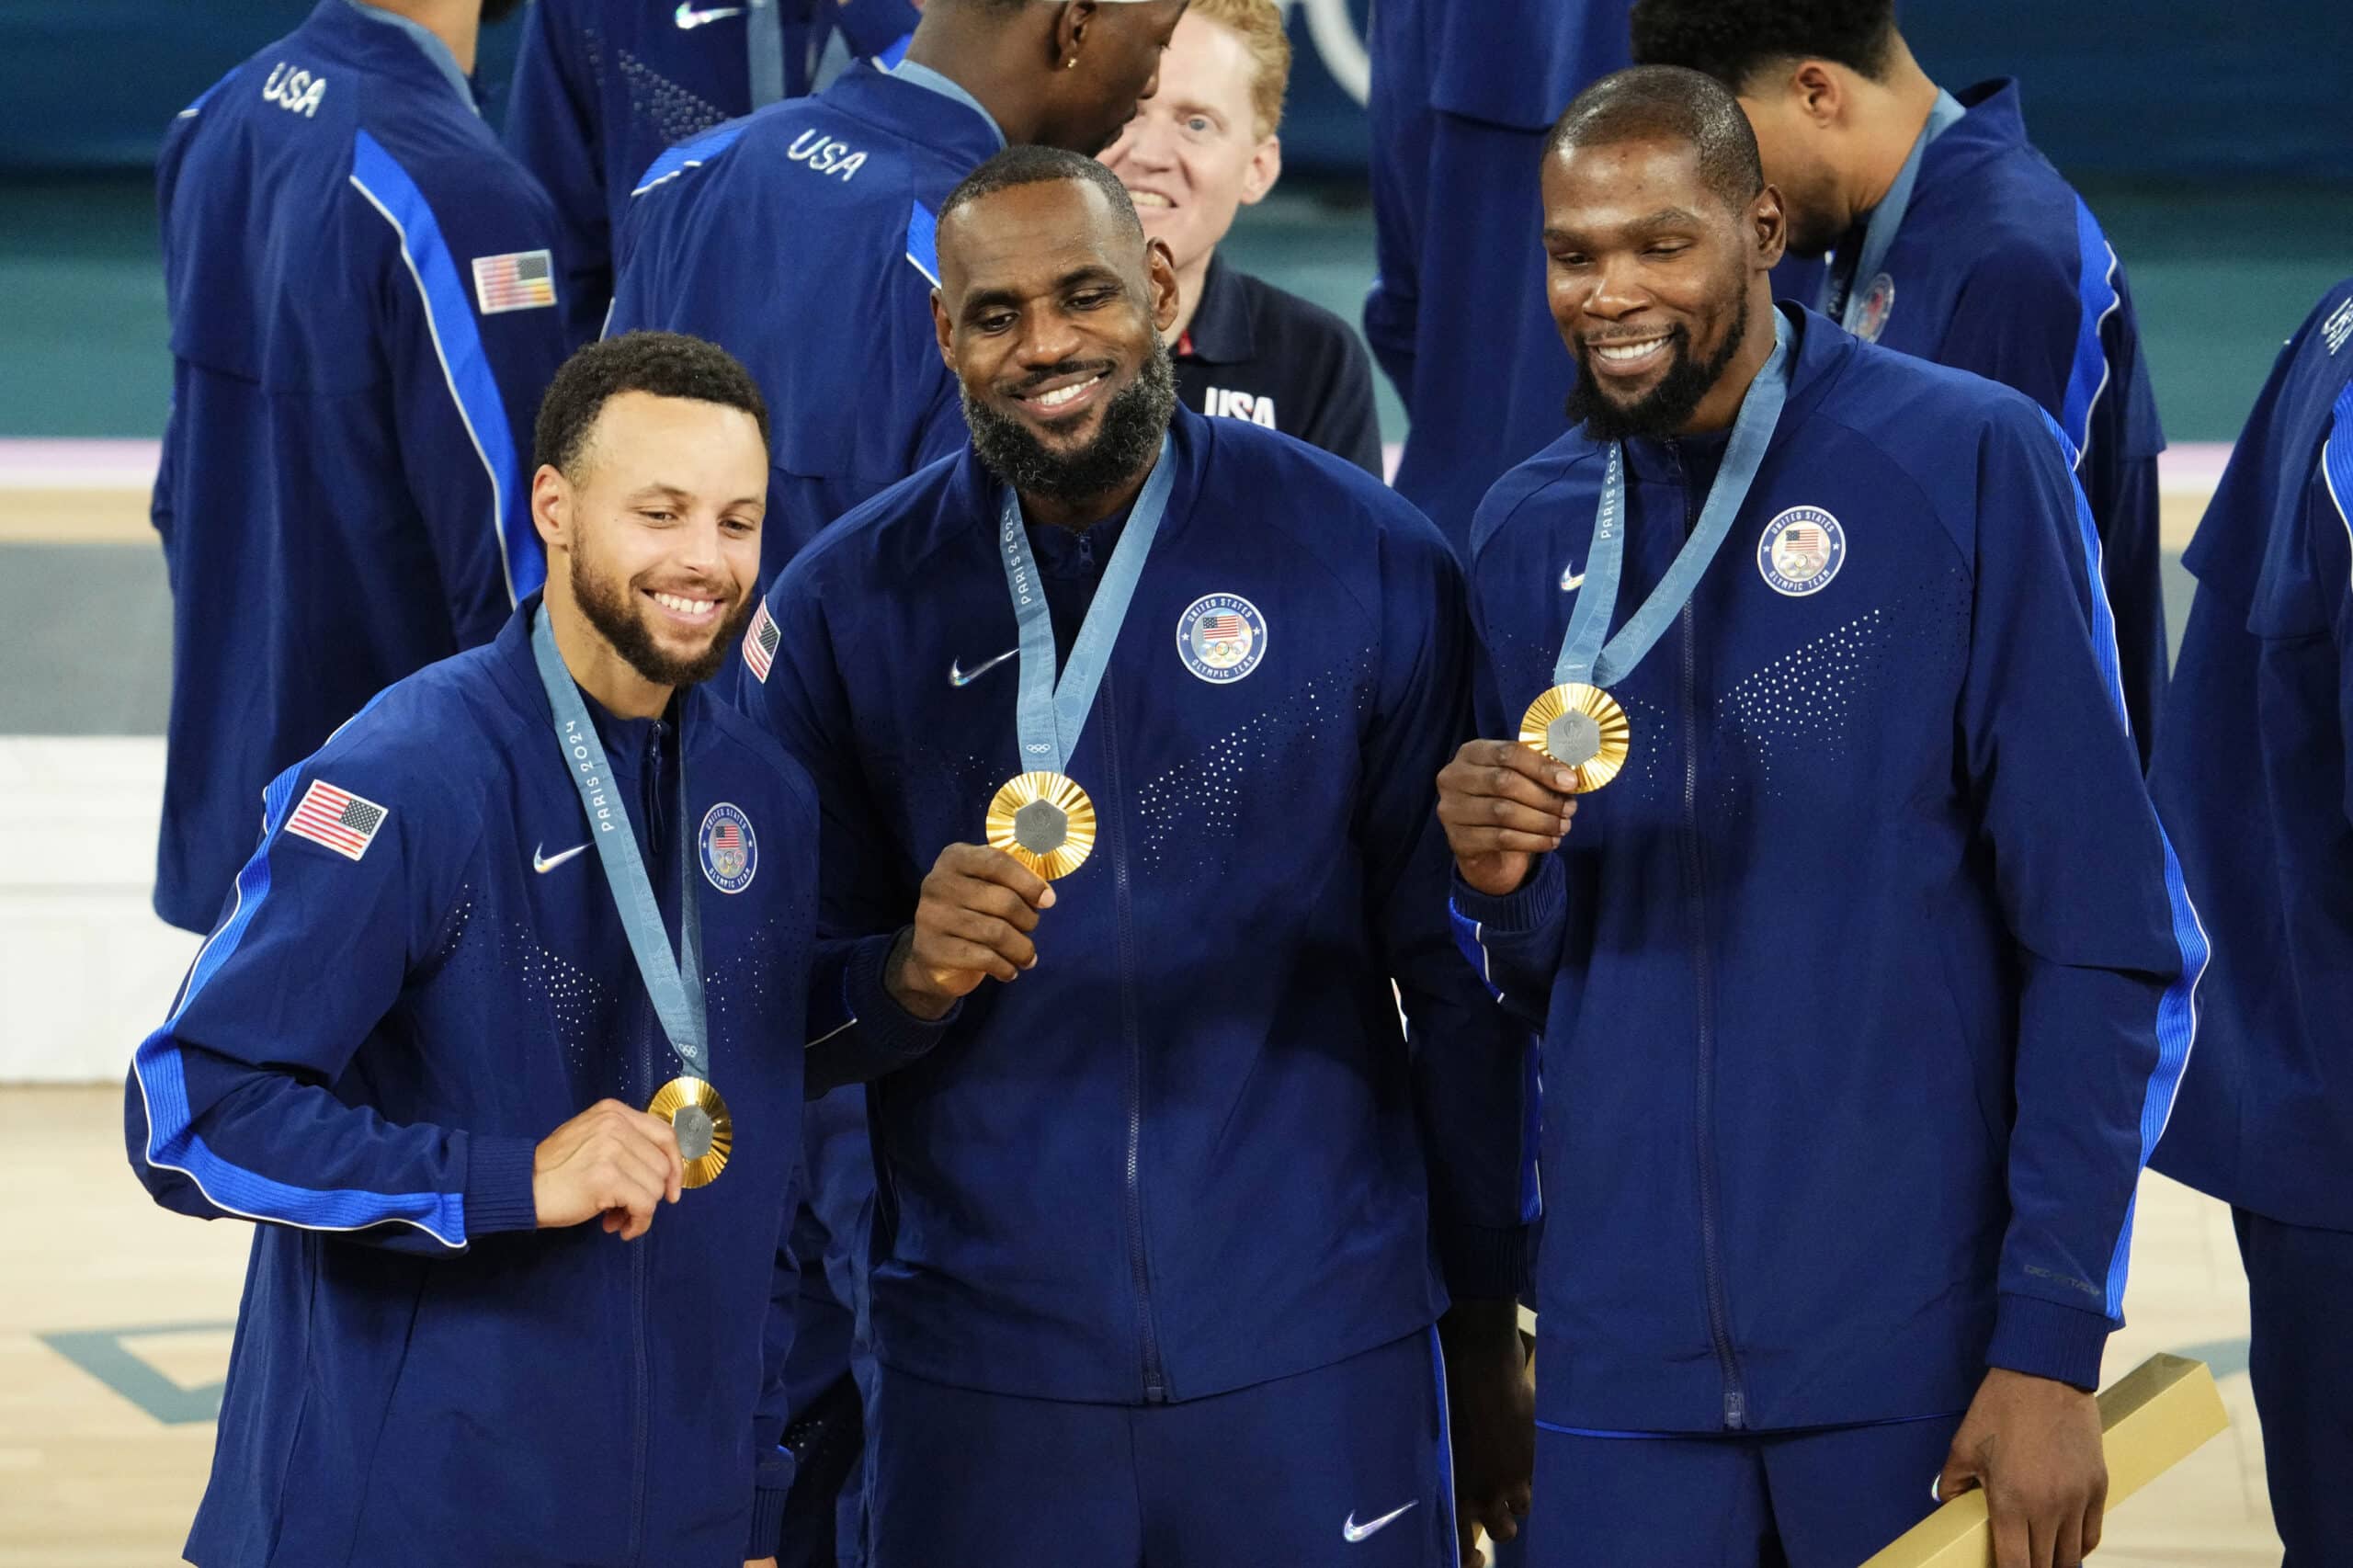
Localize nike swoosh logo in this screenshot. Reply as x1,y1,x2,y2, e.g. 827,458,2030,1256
1560,567,1585,591
533,842,590,874
949,648,1019,687
674,2,744,28
1342,1501,1417,1542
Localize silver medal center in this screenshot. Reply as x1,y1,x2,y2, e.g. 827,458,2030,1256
671,1104,715,1163
1547,710,1603,767
1012,800,1069,854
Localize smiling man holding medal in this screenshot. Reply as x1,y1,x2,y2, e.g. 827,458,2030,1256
736,145,1536,1565
1434,68,2206,1568
126,331,948,1568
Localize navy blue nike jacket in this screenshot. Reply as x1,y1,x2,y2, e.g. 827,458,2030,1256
736,409,1534,1404
125,603,944,1567
1364,0,1625,554
153,0,571,937
1455,306,2205,1433
2152,279,2353,1232
608,59,995,574
1841,79,2169,761
504,0,917,343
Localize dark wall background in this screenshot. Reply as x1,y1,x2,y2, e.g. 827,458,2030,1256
3,1,2347,181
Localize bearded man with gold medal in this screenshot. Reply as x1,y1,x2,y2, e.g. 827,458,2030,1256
127,334,950,1568
736,146,1538,1566
1436,68,2208,1568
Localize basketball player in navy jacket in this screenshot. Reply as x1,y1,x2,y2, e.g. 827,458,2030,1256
127,334,946,1568
736,147,1537,1565
2150,278,2353,1565
151,0,574,937
1632,0,2170,759
1437,70,2203,1568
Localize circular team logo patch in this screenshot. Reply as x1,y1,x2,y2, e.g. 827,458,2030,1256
1757,507,1847,597
698,803,756,893
1855,272,1896,343
1176,593,1267,684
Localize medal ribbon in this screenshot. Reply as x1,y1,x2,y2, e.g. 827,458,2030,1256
996,432,1178,775
745,0,785,108
530,606,709,1082
1819,88,1966,327
1553,312,1793,689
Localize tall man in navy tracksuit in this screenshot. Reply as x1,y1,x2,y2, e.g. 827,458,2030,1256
504,0,920,343
736,146,1537,1565
152,0,573,937
126,333,947,1568
1631,0,2170,759
1364,0,1631,555
1435,70,2204,1568
609,0,1188,573
2149,278,2353,1565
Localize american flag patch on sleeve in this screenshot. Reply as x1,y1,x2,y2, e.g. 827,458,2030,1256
284,779,391,861
743,599,781,683
471,249,557,314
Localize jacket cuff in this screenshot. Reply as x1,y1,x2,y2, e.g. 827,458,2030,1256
746,1483,792,1560
1449,854,1564,936
461,1134,540,1238
1437,1221,1532,1301
841,930,960,1069
1988,1292,2111,1392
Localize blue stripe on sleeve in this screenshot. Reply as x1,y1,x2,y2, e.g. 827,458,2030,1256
1446,898,1504,1005
347,131,541,602
2037,409,2212,1317
1520,1043,1544,1223
631,118,751,197
905,199,940,287
2059,198,2122,467
875,31,913,70
130,698,468,1248
1427,1325,1460,1530
2324,373,2353,538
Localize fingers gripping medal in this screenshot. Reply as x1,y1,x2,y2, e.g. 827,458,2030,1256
530,607,733,1188
986,434,1177,880
1529,314,1795,791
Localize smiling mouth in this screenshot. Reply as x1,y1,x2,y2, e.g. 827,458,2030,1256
1126,188,1176,210
1585,332,1676,375
646,588,723,622
1012,369,1112,418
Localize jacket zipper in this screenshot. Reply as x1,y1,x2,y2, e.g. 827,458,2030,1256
626,722,665,1559
1668,441,1748,1430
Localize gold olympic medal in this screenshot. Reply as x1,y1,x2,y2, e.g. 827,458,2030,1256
984,770,1098,881
1518,682,1632,793
647,1074,733,1188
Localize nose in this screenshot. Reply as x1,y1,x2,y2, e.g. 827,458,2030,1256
1015,304,1087,374
1582,253,1651,322
1110,108,1176,174
675,513,724,574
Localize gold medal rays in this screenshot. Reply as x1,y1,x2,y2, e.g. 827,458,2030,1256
647,1074,733,1188
986,770,1098,880
1519,682,1632,793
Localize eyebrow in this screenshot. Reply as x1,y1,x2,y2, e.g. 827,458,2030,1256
959,264,1126,317
621,483,765,511
1541,206,1708,246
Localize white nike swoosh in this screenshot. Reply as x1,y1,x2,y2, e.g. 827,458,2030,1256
1560,568,1585,591
1341,1501,1418,1542
949,648,1019,687
674,2,744,28
533,842,591,874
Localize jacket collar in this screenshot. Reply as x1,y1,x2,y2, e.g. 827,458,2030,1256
823,58,1005,163
321,0,476,113
487,596,711,764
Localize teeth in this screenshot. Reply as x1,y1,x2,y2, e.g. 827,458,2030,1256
1128,190,1173,208
1597,338,1666,363
1033,376,1099,409
653,591,716,618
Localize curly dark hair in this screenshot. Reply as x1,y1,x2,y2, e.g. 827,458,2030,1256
1630,0,1899,90
532,331,770,478
1545,65,1766,216
940,144,1145,244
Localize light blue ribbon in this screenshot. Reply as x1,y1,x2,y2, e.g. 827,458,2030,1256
745,0,785,108
1820,88,1966,327
1553,312,1792,689
531,606,708,1081
996,434,1177,775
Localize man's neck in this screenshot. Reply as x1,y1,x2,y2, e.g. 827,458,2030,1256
904,17,1041,145
1676,293,1779,436
1017,443,1165,532
1166,248,1215,347
545,591,675,721
1846,43,1942,222
358,0,479,74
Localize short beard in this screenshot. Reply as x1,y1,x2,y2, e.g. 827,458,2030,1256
482,0,528,25
963,339,1178,510
571,548,752,691
1563,303,1749,445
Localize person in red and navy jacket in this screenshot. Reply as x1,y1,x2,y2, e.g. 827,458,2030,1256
126,334,949,1568
1437,70,2203,1568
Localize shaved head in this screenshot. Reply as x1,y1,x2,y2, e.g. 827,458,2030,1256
1546,64,1767,217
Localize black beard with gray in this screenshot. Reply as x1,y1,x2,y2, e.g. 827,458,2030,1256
571,549,753,691
963,339,1179,510
1563,302,1750,444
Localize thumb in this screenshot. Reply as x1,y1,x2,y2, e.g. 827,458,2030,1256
1935,1449,1982,1506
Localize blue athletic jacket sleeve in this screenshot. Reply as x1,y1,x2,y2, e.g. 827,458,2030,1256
500,0,609,347
125,741,540,1256
358,138,570,631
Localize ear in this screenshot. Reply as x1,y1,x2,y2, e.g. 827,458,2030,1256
1237,134,1281,207
1055,0,1095,69
1750,182,1789,271
530,462,571,554
1790,60,1844,129
1145,236,1182,334
932,285,955,367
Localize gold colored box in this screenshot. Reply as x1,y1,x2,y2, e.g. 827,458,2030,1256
1859,1355,2229,1568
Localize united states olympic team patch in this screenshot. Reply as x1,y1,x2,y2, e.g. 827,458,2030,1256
1757,507,1847,597
1176,593,1267,683
699,803,756,893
